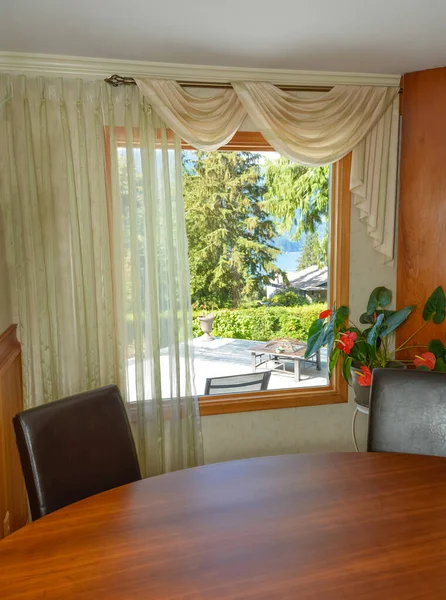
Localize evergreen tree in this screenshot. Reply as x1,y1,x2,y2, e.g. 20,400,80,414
262,157,329,265
183,151,282,308
298,232,326,270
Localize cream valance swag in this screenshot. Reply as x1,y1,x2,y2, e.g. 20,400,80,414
135,78,400,263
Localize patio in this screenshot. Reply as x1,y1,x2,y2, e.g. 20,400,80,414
190,336,328,396
128,337,328,400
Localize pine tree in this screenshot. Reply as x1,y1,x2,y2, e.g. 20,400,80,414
298,232,326,270
183,151,283,308
262,157,329,262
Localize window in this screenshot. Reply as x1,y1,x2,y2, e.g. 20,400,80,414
108,128,351,415
191,136,351,415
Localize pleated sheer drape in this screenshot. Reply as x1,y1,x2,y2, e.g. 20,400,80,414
0,75,203,476
136,78,399,262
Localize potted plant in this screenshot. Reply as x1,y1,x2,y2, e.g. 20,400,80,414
304,286,446,407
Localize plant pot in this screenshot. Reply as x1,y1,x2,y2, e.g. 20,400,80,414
198,314,215,342
350,361,406,409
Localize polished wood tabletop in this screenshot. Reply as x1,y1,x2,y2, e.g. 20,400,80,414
2,452,446,599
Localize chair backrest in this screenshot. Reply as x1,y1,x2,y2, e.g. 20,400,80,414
204,371,271,396
368,369,446,456
13,384,141,520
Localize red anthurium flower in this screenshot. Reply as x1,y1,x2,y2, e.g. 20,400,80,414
337,331,357,354
356,366,372,387
319,308,332,319
414,352,436,371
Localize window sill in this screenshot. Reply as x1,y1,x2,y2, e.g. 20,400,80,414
124,381,348,421
198,383,348,416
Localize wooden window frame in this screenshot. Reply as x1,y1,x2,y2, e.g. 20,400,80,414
106,128,351,416
199,149,351,415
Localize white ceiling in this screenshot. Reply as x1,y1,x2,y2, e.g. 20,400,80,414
1,0,446,75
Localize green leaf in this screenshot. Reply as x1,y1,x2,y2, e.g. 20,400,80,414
423,286,446,324
362,327,372,338
380,306,415,337
360,309,395,325
366,313,385,346
350,340,368,364
366,287,392,315
305,305,348,360
322,305,349,358
329,348,340,376
324,317,336,358
434,357,446,372
335,305,349,326
342,356,353,383
359,312,375,325
428,339,445,358
304,318,326,358
320,307,335,355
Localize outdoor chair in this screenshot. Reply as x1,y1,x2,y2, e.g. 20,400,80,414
204,371,271,395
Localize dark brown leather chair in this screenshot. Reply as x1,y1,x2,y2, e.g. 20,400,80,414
368,369,446,456
13,384,141,520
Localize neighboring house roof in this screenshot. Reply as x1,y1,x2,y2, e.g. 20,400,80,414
288,265,328,291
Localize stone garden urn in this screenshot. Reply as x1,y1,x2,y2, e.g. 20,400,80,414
198,314,215,342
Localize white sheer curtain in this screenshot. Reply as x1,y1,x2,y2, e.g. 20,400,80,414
0,75,203,476
136,78,399,262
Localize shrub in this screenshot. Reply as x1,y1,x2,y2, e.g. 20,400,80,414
270,289,309,307
193,304,326,342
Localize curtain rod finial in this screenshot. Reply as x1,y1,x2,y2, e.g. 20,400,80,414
105,74,137,87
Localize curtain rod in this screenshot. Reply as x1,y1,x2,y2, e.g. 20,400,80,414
104,74,403,94
104,74,333,93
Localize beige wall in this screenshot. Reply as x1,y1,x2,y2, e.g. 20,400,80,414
201,203,397,463
0,208,12,334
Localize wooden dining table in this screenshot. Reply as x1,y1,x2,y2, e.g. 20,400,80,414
2,452,446,599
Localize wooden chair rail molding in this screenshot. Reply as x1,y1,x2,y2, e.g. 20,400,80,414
0,324,28,538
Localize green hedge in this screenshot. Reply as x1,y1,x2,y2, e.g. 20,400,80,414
270,289,309,307
192,304,326,342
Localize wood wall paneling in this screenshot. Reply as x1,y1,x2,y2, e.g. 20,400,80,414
0,325,28,538
396,68,446,355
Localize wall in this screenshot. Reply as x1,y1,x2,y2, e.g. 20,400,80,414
396,67,446,352
202,205,397,463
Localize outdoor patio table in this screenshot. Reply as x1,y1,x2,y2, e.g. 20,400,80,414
250,338,321,381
